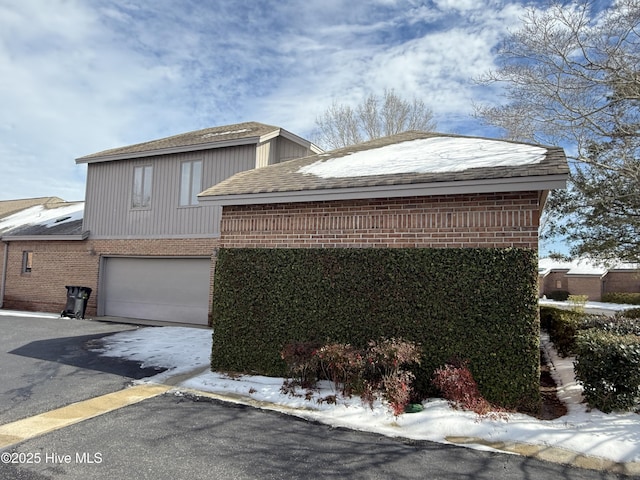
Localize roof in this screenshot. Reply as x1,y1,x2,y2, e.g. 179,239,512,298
0,202,87,241
0,197,65,219
199,131,568,205
76,121,321,164
538,257,640,277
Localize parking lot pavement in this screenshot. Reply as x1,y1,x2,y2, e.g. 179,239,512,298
0,311,630,480
0,312,159,425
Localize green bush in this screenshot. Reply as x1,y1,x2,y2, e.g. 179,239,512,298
546,290,570,301
540,306,584,356
621,307,640,319
211,247,540,412
574,329,640,412
601,292,640,305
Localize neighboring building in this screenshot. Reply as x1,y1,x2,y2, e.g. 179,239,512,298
538,257,640,301
0,200,86,312
0,122,320,324
199,131,568,251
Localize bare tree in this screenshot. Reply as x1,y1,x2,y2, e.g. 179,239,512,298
474,0,640,263
314,89,437,150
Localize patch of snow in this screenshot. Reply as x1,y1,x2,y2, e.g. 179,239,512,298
201,128,251,139
0,203,83,232
94,325,640,465
298,137,547,178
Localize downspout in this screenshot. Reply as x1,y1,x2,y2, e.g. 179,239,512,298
0,240,8,309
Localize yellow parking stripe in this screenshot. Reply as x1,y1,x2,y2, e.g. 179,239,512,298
0,384,171,449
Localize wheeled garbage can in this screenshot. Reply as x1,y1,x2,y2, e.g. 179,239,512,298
61,286,92,319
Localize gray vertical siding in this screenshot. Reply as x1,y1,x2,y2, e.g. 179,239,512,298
84,145,256,238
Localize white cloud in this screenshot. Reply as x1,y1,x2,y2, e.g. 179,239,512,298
0,0,560,201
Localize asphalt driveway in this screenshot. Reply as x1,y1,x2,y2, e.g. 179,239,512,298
0,312,161,425
0,311,631,479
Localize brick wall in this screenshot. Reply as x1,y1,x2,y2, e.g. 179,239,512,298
603,271,640,294
1,238,219,316
567,276,603,302
219,192,541,249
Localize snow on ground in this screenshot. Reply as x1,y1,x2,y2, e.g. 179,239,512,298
539,298,639,312
297,137,547,178
94,323,640,465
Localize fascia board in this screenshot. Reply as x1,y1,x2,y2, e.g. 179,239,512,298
75,137,261,164
2,231,90,242
199,174,567,206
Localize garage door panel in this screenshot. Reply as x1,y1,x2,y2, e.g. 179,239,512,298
103,257,210,325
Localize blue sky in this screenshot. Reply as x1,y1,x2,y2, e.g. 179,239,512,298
0,0,538,201
0,0,615,256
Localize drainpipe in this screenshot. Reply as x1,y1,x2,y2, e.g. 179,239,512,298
0,241,7,309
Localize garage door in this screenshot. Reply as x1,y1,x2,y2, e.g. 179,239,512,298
102,257,210,325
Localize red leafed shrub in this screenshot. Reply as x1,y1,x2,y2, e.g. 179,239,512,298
432,362,494,416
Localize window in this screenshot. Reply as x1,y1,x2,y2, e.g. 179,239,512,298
132,165,153,208
22,251,33,273
180,160,202,206
556,280,562,289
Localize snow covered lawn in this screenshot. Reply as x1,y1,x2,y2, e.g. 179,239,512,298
95,325,640,468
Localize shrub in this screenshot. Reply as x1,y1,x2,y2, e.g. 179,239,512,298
546,290,570,301
567,295,588,313
574,329,640,412
542,307,583,357
280,341,321,388
432,361,494,416
601,292,640,305
211,247,540,411
619,307,640,319
280,338,421,415
316,343,364,396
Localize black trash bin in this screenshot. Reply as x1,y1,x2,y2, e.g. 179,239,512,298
61,286,92,319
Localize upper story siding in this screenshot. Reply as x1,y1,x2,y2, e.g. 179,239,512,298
83,145,256,238
78,122,321,239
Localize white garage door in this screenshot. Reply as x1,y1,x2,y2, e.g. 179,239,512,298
102,257,210,325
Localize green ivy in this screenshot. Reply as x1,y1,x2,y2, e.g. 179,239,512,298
211,247,540,412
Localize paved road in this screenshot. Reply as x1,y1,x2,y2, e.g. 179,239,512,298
0,312,631,479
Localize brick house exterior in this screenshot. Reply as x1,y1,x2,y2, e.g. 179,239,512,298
538,258,640,301
200,132,568,253
0,123,320,324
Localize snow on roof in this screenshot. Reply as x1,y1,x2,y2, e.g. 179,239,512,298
298,137,547,179
0,202,84,234
538,257,638,276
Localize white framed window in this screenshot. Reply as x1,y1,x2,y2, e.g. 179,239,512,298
180,160,202,206
132,165,153,208
22,251,33,273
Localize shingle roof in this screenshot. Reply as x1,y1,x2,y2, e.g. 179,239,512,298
0,197,65,219
76,121,300,163
0,201,86,239
199,131,568,203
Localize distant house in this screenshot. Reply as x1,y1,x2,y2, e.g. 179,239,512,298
0,199,86,312
0,122,320,325
538,257,640,301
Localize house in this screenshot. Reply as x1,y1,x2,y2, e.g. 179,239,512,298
0,199,86,312
200,131,569,409
0,122,320,324
199,131,568,250
538,257,640,301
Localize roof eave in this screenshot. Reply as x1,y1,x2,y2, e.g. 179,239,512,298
1,231,90,242
199,174,568,206
261,129,323,153
75,137,263,164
